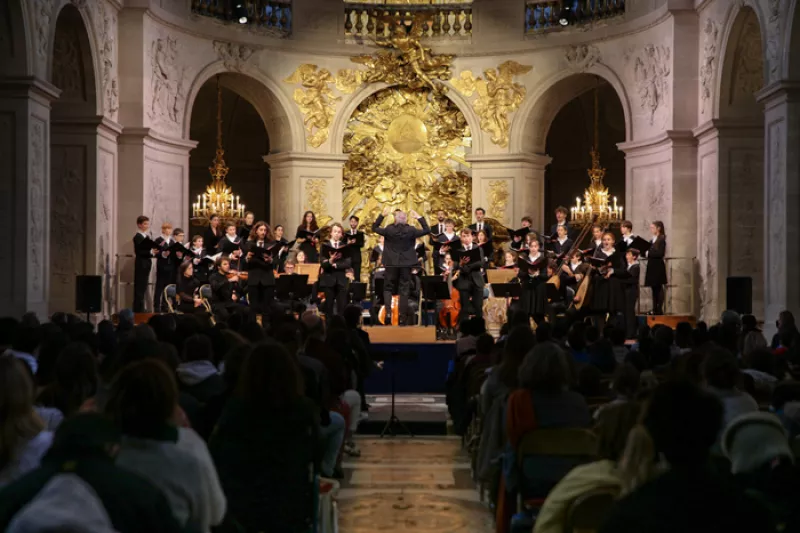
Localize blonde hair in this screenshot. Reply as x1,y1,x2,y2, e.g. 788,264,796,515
0,357,44,471
161,222,172,232
617,424,664,494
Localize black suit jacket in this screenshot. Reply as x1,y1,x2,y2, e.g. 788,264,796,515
345,230,365,264
153,237,176,279
454,245,485,290
372,215,430,267
468,222,493,241
550,222,573,240
244,241,276,287
133,234,154,274
209,272,236,304
319,241,352,288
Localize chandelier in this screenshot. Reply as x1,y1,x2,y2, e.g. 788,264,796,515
191,75,245,224
570,83,623,227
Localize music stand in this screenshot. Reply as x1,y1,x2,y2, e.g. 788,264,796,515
275,274,311,303
379,348,418,438
420,276,452,333
490,283,522,300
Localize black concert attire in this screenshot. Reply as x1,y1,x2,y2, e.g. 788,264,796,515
153,236,176,312
549,221,573,240
132,232,155,313
509,227,532,252
274,238,290,273
188,247,213,285
645,235,667,315
319,240,352,317
244,239,276,314
618,261,641,338
237,224,253,241
468,221,493,241
176,274,202,314
591,248,625,316
345,228,365,281
434,232,460,271
618,233,635,258
561,260,591,303
203,226,223,253
209,270,240,316
518,252,547,318
454,243,486,323
372,214,431,322
295,225,320,263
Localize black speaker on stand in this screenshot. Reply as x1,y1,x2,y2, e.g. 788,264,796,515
76,275,102,321
726,276,752,315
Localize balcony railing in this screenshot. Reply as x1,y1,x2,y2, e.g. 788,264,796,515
344,3,473,40
191,0,292,34
525,0,625,34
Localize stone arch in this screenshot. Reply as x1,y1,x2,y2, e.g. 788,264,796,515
786,0,800,79
48,2,104,314
49,2,102,117
715,3,767,120
183,64,302,153
511,64,633,155
0,0,32,77
330,81,484,156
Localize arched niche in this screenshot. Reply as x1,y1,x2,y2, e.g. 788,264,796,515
188,74,271,229
48,3,102,315
183,67,301,154
511,67,633,155
786,0,800,79
0,0,31,77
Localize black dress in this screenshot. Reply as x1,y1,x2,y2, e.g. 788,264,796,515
644,235,667,286
203,226,223,252
176,275,202,314
591,249,625,314
295,226,320,263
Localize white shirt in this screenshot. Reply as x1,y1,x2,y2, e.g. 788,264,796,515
476,222,483,231
160,235,172,244
651,236,657,243
443,232,455,241
225,234,238,243
594,239,602,248
138,231,149,239
570,261,582,271
557,237,568,246
464,244,473,251
330,240,340,248
623,234,635,245
529,253,541,262
350,229,357,235
628,260,640,271
601,248,616,257
437,223,445,234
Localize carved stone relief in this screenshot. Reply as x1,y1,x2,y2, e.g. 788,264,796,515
564,44,601,72
486,180,510,225
699,153,717,320
730,11,764,105
626,45,671,126
766,0,782,82
699,19,718,115
50,145,87,311
148,36,187,134
91,2,119,119
52,23,86,101
98,149,114,312
29,120,46,302
145,164,183,231
304,178,328,219
34,0,54,63
213,40,254,72
767,122,785,305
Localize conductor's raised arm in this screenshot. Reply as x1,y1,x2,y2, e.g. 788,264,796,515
372,214,387,236
412,213,430,238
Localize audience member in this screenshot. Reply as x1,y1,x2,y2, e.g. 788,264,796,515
105,359,226,532
177,334,226,404
600,381,774,533
210,342,320,532
703,348,758,452
36,342,98,420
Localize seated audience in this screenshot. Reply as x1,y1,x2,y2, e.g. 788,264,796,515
534,402,640,533
599,381,774,533
703,348,758,451
210,341,320,532
105,359,226,532
0,357,53,488
36,342,98,420
0,413,183,533
594,363,639,420
177,334,226,404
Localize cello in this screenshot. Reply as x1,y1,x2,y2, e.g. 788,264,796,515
438,258,460,328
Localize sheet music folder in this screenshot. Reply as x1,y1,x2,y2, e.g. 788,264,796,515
490,283,522,299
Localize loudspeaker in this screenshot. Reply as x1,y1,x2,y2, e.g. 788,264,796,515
75,275,102,313
726,276,752,315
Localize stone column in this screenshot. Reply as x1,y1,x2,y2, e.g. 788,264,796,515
0,77,60,318
117,128,196,311
468,153,551,230
50,117,122,315
694,119,764,323
757,81,800,335
263,152,349,230
618,131,697,316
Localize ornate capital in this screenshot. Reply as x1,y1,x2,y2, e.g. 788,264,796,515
564,45,601,72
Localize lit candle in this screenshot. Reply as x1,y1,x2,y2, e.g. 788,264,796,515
619,206,623,218
576,197,581,209
202,195,207,210
613,197,617,210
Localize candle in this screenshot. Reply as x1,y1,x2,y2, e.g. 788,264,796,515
613,197,617,210
576,197,581,209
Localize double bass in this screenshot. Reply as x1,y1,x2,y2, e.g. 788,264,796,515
570,215,600,310
547,220,594,291
438,262,460,328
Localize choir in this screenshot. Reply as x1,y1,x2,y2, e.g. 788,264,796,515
131,205,668,335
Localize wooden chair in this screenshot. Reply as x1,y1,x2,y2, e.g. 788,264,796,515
516,428,597,510
564,487,619,533
199,284,216,324
163,284,178,314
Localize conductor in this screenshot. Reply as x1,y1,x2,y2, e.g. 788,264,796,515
372,206,430,325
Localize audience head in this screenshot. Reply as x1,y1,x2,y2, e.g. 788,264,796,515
703,348,740,390
612,363,640,399
674,321,693,349
300,312,325,342
49,413,122,459
596,402,641,462
52,342,99,417
237,342,303,410
0,357,44,469
343,305,362,329
498,326,536,389
519,342,570,393
535,322,552,343
105,359,178,437
722,412,793,475
643,380,723,466
576,364,603,397
476,333,494,356
742,330,768,356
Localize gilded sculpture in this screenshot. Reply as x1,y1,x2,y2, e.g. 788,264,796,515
450,61,532,148
343,87,472,280
340,16,455,95
304,178,332,226
487,180,510,225
284,64,339,148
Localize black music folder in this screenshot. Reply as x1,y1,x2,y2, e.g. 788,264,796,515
491,283,522,299
452,246,482,265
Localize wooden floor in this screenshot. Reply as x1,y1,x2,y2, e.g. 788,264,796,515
646,314,696,329
362,326,448,344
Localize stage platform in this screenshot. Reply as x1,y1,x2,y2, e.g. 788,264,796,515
134,313,156,325
646,314,696,329
362,326,450,344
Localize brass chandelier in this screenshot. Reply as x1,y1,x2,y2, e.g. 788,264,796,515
570,83,623,227
191,76,245,225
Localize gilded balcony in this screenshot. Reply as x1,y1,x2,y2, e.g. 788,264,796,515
344,1,473,40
